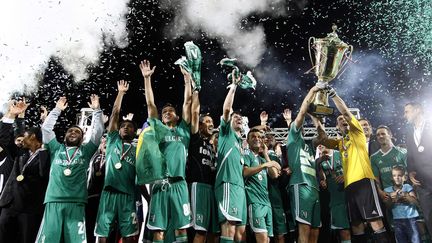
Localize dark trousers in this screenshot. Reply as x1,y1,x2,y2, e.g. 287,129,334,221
0,207,43,243
416,186,432,236
393,218,421,243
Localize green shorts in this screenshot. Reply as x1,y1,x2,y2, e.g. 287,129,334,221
272,206,288,236
330,203,350,229
215,182,247,225
147,179,192,230
36,202,87,243
248,203,273,237
94,190,139,237
289,184,321,228
189,182,219,233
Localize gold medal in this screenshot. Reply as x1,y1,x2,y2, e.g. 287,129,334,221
115,162,122,169
96,171,102,176
16,174,24,182
343,151,348,158
257,174,263,181
64,168,72,176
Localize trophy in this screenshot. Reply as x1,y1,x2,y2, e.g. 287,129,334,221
308,24,353,117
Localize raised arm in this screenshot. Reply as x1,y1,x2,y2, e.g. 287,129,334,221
310,115,339,149
282,108,292,128
191,91,200,134
139,60,157,119
107,80,129,132
42,97,68,144
87,94,104,145
180,67,193,124
293,86,320,129
222,70,241,122
327,87,353,122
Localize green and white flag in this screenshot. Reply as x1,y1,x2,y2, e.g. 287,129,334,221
175,41,202,91
220,57,257,90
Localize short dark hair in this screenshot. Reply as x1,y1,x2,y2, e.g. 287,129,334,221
120,120,137,131
26,127,42,143
247,128,262,140
68,125,84,136
358,118,372,127
230,110,242,118
162,103,176,113
199,113,212,123
376,125,392,136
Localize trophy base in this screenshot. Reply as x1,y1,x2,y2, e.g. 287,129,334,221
309,104,334,117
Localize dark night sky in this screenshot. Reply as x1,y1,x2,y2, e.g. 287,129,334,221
22,0,432,142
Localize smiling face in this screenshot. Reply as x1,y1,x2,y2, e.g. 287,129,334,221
359,119,372,138
199,115,214,137
65,126,83,146
247,130,262,152
162,105,178,125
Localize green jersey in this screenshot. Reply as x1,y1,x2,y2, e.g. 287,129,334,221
104,131,136,195
244,150,270,206
320,150,346,207
287,124,318,189
44,139,98,203
267,151,284,208
215,118,244,187
148,118,191,179
371,146,407,189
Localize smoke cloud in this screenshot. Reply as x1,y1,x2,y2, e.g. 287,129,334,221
0,0,130,105
161,0,295,68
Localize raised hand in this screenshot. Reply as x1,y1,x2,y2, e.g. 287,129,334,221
8,98,29,117
139,60,156,79
260,111,268,125
231,69,241,85
283,108,292,122
102,114,109,124
40,106,48,122
117,80,129,93
56,97,68,111
123,113,134,121
88,94,100,110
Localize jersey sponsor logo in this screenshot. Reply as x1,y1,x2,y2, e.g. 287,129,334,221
201,158,214,167
164,135,183,142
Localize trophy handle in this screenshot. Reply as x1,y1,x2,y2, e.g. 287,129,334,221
337,45,354,78
308,37,316,67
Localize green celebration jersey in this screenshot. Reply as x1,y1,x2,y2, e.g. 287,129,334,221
215,117,245,187
149,118,191,179
267,151,284,208
321,150,346,207
287,124,318,189
244,150,271,206
104,131,136,195
44,139,98,203
371,146,407,189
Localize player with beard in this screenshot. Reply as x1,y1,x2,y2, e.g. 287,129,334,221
94,80,139,242
186,85,219,242
36,95,104,243
314,85,390,243
140,60,193,243
243,128,281,242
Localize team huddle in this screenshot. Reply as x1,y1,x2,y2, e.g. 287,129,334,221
0,58,431,243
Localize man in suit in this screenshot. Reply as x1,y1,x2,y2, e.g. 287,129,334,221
0,127,50,243
404,102,432,235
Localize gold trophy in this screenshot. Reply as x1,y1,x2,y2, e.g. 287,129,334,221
308,24,353,117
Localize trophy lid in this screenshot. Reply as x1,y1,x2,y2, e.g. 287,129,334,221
316,24,349,48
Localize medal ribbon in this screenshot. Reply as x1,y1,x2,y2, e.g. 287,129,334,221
120,143,133,161
20,148,42,175
65,147,80,167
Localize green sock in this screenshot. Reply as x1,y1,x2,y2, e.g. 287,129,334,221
220,236,234,243
175,233,187,243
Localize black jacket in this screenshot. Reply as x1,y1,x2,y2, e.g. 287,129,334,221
0,149,50,214
406,121,432,191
